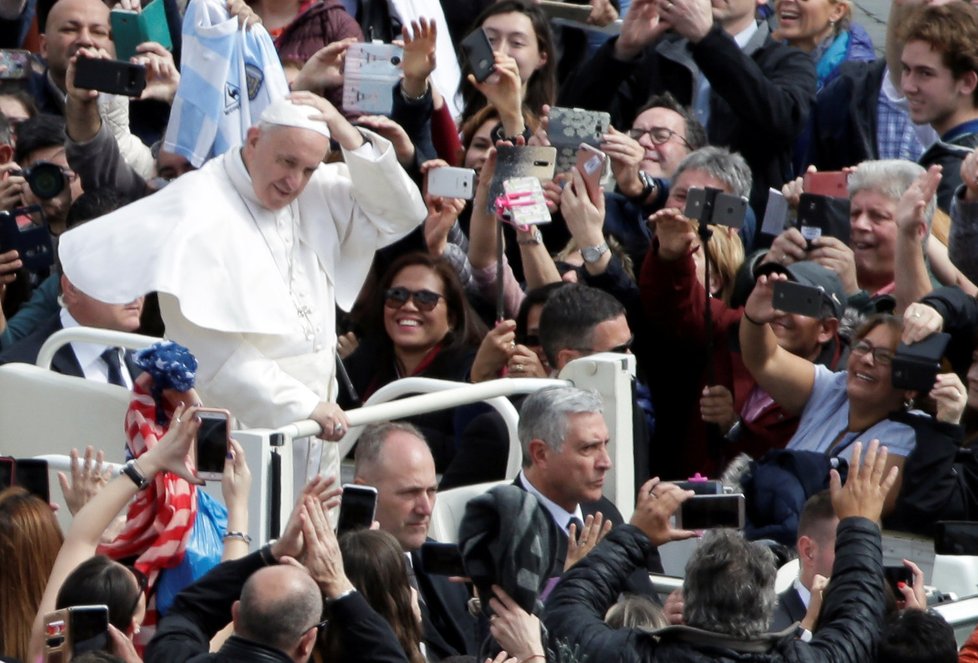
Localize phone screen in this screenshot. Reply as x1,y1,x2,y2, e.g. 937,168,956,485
0,456,12,490
196,413,229,476
337,485,378,536
420,542,466,576
679,495,745,529
883,565,913,596
70,606,109,655
15,458,50,503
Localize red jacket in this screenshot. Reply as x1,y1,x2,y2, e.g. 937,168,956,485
639,243,843,478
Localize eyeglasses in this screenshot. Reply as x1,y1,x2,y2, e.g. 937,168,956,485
851,340,894,366
384,287,445,312
627,126,692,149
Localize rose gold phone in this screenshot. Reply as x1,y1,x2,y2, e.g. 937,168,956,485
575,143,607,199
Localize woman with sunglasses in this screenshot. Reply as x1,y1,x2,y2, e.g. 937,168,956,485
28,408,205,661
340,252,486,471
739,272,966,521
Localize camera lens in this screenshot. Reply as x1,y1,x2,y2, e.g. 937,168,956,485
26,162,66,200
390,55,401,66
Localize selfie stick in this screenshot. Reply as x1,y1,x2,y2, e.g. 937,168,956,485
697,187,721,387
493,191,541,323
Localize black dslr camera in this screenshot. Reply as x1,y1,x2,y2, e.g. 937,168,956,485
14,161,67,200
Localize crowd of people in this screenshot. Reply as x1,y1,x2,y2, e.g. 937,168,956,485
2,0,978,659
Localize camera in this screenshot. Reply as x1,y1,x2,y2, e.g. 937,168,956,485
15,162,67,200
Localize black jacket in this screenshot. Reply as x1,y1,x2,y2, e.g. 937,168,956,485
544,519,885,663
410,546,479,660
920,131,978,213
559,22,816,227
770,586,806,633
807,59,885,171
145,549,408,663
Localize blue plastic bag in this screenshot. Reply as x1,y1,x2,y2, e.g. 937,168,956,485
155,490,228,615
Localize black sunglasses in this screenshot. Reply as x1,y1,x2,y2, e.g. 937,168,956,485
384,286,445,312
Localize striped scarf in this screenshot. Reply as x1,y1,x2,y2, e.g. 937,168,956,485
97,376,198,647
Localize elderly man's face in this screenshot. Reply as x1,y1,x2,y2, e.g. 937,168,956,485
41,0,112,82
538,412,612,510
356,431,438,552
242,124,330,211
849,188,898,289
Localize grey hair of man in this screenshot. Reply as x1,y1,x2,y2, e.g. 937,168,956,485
354,421,426,472
236,566,323,654
683,529,777,638
538,283,625,368
518,386,604,468
671,146,753,199
849,159,935,238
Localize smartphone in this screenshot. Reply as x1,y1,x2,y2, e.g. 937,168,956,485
575,143,607,199
461,28,495,83
796,193,829,249
73,56,146,97
342,42,403,115
420,541,466,576
891,332,951,392
488,145,556,211
772,280,824,319
110,0,172,62
337,484,378,536
428,166,476,200
501,177,550,225
15,458,50,503
538,0,592,22
0,49,31,79
803,171,848,199
884,565,913,596
934,521,978,555
195,408,230,481
548,106,611,173
0,456,13,490
673,479,724,495
44,605,110,661
675,494,746,529
684,188,748,229
0,209,54,272
761,187,789,237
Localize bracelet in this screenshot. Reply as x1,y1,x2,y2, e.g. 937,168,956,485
517,227,543,245
742,311,765,326
223,530,252,544
400,80,429,102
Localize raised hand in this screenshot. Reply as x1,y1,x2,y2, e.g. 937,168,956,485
829,439,899,522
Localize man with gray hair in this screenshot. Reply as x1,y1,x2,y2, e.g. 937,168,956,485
546,440,898,662
516,386,661,593
765,158,940,314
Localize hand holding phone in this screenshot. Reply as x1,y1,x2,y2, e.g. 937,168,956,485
575,143,607,199
337,484,378,535
461,28,495,83
195,409,231,481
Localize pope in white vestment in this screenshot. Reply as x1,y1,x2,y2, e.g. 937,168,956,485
59,93,427,480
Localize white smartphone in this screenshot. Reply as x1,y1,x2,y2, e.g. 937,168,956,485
428,166,476,200
195,408,231,481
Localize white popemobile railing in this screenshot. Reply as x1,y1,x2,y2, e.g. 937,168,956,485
5,327,978,644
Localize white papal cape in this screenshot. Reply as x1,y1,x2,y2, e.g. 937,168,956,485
60,129,426,479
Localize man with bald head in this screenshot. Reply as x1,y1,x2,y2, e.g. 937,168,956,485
354,422,477,659
60,92,426,482
146,481,409,663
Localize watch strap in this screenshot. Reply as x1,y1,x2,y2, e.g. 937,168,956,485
122,459,150,490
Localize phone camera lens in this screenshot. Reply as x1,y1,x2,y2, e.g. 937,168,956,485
390,56,401,65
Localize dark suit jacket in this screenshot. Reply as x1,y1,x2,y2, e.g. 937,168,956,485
771,585,807,632
512,476,662,599
410,546,478,660
0,313,139,380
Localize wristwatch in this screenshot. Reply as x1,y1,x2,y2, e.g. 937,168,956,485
581,241,609,264
517,226,543,245
121,460,150,490
630,171,657,202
